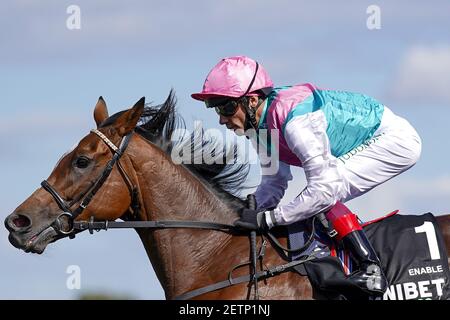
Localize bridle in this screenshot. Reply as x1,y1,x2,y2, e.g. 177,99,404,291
41,129,140,237
40,127,318,300
41,128,238,236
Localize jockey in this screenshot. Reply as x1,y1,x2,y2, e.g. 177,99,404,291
191,55,422,295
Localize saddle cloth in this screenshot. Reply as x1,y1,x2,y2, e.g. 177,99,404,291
288,212,450,300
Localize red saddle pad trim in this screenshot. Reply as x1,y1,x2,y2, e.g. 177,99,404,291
361,210,399,227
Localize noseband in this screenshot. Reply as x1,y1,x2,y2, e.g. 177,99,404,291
41,129,139,236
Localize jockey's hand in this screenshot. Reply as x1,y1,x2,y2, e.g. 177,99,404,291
234,208,268,231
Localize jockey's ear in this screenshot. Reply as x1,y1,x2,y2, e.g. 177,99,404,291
249,95,259,108
114,97,145,137
93,96,109,128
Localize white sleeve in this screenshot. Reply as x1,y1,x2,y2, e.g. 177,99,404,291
268,111,345,227
253,160,293,211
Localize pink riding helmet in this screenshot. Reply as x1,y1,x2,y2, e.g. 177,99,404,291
191,56,274,101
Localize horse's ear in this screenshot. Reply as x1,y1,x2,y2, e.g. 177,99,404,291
115,97,145,137
94,96,109,128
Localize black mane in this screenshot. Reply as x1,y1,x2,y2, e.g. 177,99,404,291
103,90,249,210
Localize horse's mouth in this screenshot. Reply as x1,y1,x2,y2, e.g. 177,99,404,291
7,212,75,254
27,226,61,253
9,225,60,254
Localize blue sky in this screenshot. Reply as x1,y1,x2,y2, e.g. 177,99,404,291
0,0,449,299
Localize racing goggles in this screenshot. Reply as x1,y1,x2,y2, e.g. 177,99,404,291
205,97,240,117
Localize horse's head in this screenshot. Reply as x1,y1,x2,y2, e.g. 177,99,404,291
4,97,145,253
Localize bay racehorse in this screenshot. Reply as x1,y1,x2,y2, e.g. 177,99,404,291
4,92,450,299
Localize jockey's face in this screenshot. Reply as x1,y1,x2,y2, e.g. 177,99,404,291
218,102,246,135
217,96,260,136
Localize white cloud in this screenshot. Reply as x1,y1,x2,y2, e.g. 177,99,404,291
387,45,450,105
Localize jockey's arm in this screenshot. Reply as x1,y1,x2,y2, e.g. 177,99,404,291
266,112,345,228
253,160,293,210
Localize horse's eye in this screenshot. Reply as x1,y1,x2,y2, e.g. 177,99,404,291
75,156,90,169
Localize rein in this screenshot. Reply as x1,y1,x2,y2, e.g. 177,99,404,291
41,128,317,300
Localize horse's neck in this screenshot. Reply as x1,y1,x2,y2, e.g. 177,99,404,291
128,136,238,298
129,136,237,223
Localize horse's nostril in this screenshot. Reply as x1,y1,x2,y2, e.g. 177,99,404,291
12,214,32,229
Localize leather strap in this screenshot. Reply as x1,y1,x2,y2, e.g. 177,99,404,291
71,133,133,220
73,220,235,233
174,253,318,300
41,180,72,213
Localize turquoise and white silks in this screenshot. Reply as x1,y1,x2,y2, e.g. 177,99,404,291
253,84,422,227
